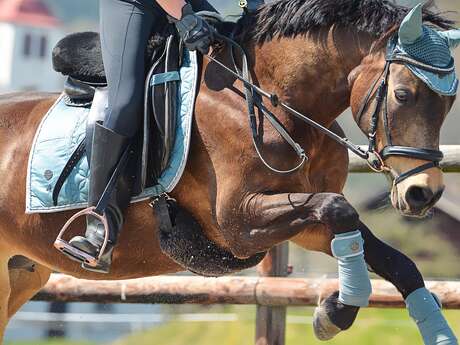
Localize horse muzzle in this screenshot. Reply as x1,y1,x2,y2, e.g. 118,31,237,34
391,178,445,218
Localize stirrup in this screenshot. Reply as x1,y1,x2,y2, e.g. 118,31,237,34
54,206,109,268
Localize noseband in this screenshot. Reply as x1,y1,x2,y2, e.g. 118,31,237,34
355,38,445,185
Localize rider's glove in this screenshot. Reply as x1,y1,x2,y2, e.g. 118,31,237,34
174,3,214,55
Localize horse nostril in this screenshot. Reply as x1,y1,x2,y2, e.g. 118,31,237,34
405,186,434,209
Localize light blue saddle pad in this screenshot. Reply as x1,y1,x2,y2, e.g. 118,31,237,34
26,50,198,214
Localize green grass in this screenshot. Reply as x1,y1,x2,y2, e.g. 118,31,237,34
6,307,460,345
5,341,96,345
112,307,460,345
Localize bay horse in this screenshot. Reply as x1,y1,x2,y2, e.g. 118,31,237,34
0,0,458,343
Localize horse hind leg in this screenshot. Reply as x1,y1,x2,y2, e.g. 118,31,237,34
0,253,11,344
7,257,52,318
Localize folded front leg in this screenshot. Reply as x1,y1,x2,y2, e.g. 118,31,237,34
218,192,371,336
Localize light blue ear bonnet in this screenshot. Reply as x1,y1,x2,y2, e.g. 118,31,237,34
392,4,460,96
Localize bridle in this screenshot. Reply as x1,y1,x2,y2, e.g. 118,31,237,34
204,33,446,184
355,36,447,185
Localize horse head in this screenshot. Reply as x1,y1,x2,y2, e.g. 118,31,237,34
349,4,459,218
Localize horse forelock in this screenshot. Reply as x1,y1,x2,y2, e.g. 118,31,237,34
234,0,454,45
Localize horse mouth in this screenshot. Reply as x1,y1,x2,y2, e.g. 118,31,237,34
397,205,434,219
391,185,437,219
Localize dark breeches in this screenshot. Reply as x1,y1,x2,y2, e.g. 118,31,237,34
99,0,159,137
99,0,216,138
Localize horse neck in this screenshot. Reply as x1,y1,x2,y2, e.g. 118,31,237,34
250,28,375,127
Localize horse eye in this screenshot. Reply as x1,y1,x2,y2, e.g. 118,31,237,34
394,89,409,103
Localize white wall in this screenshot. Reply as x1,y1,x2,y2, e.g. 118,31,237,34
0,23,15,92
2,23,65,92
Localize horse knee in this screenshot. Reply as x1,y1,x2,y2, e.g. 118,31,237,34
320,194,359,234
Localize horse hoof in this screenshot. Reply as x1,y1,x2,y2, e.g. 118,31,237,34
313,304,342,341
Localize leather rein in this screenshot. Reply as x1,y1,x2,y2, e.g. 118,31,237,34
205,33,444,184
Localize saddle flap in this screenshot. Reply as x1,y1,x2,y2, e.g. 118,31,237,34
142,33,183,188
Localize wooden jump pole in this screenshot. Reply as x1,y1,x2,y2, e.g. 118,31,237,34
255,243,289,345
34,275,460,309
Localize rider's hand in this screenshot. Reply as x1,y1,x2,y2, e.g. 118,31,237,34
174,3,214,55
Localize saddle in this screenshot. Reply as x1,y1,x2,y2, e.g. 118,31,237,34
50,22,267,276
52,26,180,194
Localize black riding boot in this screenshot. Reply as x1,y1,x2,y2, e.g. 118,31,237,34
68,122,132,274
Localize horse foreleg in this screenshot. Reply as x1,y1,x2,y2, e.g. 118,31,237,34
7,261,52,318
219,191,371,339
359,223,458,345
0,254,11,344
306,222,458,343
292,226,363,341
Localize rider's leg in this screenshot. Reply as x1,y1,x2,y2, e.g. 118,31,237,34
67,0,159,273
101,0,159,138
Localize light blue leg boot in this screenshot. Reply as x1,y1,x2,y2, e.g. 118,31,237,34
332,230,372,307
406,288,458,345
313,230,372,340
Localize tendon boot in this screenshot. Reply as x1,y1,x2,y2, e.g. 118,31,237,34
67,122,133,273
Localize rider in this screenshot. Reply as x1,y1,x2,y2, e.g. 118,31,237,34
62,0,217,273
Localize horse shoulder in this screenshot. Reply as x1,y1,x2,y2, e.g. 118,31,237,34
309,121,349,193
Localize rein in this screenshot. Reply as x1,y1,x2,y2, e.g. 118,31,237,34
206,33,443,184
206,33,369,175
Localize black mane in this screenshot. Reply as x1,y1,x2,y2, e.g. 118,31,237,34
236,0,454,43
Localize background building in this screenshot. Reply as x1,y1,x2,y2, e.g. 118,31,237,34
0,0,64,92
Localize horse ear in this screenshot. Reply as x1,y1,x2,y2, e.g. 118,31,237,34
399,3,424,45
439,29,460,49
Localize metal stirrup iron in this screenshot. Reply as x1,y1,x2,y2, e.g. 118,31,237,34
54,146,131,266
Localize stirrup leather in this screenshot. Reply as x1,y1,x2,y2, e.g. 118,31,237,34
54,206,109,267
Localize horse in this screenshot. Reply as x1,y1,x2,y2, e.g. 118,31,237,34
0,0,458,343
